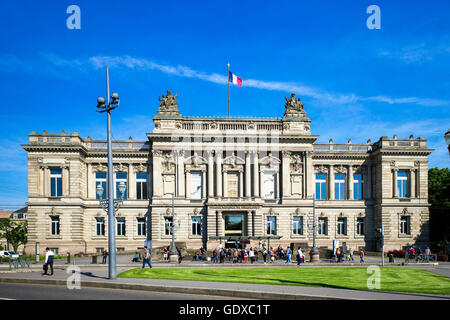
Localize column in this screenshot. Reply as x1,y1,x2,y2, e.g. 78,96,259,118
177,151,185,197
306,151,314,198
216,152,222,197
217,211,223,236
245,151,251,198
282,151,291,198
366,165,372,200
239,171,244,198
410,168,416,198
185,170,191,198
253,152,259,197
39,166,45,196
202,170,207,199
393,168,398,198
223,171,228,197
62,166,69,197
87,164,95,199
247,211,252,236
348,166,354,200
128,164,135,199
329,165,335,200
152,151,162,197
44,167,50,197
208,151,214,197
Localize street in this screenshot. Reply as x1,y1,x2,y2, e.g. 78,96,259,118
0,282,243,300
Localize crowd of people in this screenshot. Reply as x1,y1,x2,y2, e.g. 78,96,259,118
190,242,307,267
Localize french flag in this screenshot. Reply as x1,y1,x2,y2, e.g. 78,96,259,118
228,71,243,87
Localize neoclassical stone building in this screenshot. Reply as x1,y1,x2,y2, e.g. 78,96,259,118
23,92,432,255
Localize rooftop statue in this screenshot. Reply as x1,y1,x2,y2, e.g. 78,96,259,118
283,93,306,118
156,90,181,116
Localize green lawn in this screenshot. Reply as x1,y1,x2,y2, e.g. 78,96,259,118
118,267,450,295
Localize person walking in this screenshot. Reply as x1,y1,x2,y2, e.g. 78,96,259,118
285,246,292,264
44,248,54,276
177,247,183,264
425,247,431,262
142,246,152,268
296,247,303,267
348,248,354,262
102,250,108,264
249,248,255,264
232,249,238,263
359,249,365,264
262,248,267,264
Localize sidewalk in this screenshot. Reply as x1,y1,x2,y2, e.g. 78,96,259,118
0,265,448,300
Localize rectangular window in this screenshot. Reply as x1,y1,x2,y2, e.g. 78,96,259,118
400,216,410,234
116,172,128,200
49,248,59,255
116,217,126,236
136,173,148,200
137,218,146,236
227,172,239,197
192,216,201,236
165,217,173,236
50,168,62,197
356,218,364,236
96,217,105,236
293,216,303,235
337,217,347,235
267,216,276,235
51,216,60,235
397,170,408,198
190,172,203,199
334,174,346,200
263,171,276,199
353,174,364,200
318,218,327,235
315,174,327,200
95,172,107,200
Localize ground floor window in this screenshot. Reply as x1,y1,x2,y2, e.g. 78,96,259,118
337,217,347,235
400,216,410,234
51,216,60,235
165,217,173,236
116,217,126,236
293,216,303,235
267,216,276,235
137,218,146,236
356,218,364,235
318,218,327,235
224,214,243,236
192,216,201,236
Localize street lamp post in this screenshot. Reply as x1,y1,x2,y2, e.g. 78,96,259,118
445,129,450,155
169,192,181,263
309,194,320,262
95,66,122,280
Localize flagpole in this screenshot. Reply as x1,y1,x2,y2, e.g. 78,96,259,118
227,62,230,118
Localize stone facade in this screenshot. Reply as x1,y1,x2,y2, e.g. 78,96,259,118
22,93,433,254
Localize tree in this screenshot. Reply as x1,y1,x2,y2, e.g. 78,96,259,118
428,168,450,253
0,219,27,252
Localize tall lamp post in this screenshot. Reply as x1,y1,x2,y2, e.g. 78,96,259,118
169,192,181,262
309,194,320,262
445,129,450,155
95,66,122,279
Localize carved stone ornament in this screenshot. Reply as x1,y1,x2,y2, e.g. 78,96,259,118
155,90,181,117
314,165,328,174
283,93,306,118
248,121,255,130
134,163,147,173
186,152,207,167
162,153,175,174
210,121,217,129
114,163,127,172
95,163,108,172
223,155,245,168
260,154,281,169
290,154,303,174
193,208,199,215
334,165,346,174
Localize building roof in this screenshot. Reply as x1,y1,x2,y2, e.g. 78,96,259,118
0,210,13,219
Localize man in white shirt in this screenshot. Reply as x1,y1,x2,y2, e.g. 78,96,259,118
44,247,54,276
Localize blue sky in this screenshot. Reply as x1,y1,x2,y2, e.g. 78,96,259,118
0,1,449,209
